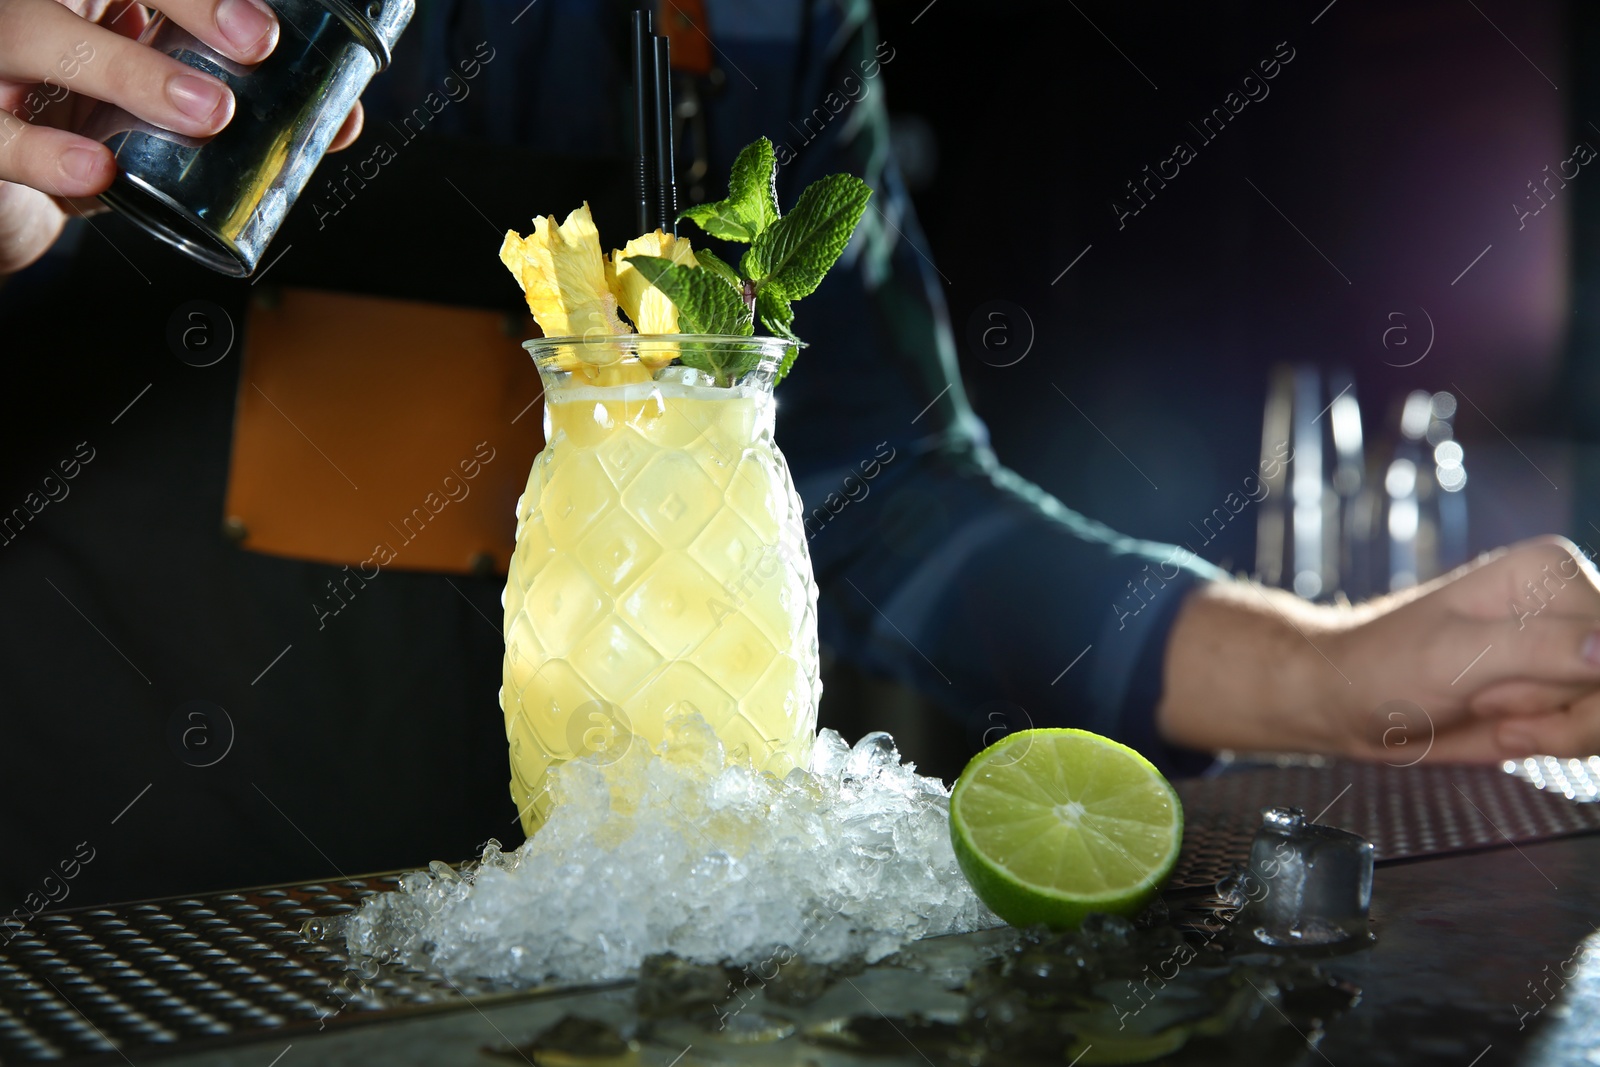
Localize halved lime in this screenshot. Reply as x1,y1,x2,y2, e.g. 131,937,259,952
949,728,1183,929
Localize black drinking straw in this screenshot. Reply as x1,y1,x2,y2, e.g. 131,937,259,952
631,10,655,234
651,34,678,234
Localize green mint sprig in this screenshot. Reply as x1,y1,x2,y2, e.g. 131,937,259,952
626,136,871,383
739,173,872,333
679,138,780,242
623,254,753,382
625,255,752,336
690,246,744,290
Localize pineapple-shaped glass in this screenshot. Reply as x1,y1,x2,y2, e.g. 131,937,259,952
501,335,821,834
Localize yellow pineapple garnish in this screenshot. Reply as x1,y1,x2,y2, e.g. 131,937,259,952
499,202,631,341
608,230,698,334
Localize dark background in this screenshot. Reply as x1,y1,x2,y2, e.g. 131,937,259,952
870,0,1585,572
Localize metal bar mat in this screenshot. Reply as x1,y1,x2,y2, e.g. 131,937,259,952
3,760,1598,1063
1169,757,1600,889
0,879,522,1064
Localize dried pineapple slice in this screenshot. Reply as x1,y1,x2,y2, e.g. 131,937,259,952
608,230,698,334
499,202,631,342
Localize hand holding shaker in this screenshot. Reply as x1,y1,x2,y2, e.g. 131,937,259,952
74,0,413,276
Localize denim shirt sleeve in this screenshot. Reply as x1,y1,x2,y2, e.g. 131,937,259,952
742,2,1228,772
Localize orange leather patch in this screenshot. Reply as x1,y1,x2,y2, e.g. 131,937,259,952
659,0,713,76
224,288,545,575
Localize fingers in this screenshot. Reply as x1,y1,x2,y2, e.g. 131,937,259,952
1441,612,1600,690
1494,690,1600,758
1418,715,1512,763
1381,706,1586,764
99,0,150,41
0,119,115,196
327,100,362,152
1469,678,1595,719
1367,705,1528,763
145,0,277,64
0,0,237,143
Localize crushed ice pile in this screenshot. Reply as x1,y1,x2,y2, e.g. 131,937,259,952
344,714,999,985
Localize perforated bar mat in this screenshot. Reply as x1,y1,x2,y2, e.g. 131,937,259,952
0,878,530,1063
1169,759,1600,889
5,761,1600,1062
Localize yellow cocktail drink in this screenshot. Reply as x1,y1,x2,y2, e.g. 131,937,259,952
501,340,819,833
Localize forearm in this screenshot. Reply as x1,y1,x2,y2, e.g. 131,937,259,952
1156,580,1355,756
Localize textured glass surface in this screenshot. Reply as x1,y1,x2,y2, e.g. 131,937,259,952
500,337,820,833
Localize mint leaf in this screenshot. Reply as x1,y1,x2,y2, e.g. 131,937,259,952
679,138,779,243
756,286,797,342
744,174,871,300
678,339,763,383
625,255,753,336
755,290,800,382
774,344,800,384
657,138,874,386
692,246,743,290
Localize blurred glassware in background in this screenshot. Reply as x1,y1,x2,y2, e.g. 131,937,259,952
1255,366,1468,601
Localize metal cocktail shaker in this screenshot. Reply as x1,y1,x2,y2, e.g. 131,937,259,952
74,0,413,277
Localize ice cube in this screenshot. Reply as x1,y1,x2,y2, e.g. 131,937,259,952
344,714,1001,985
847,731,901,777
1239,806,1373,946
810,728,852,778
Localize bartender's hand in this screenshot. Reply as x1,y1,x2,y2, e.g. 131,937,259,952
0,0,363,275
1159,537,1600,762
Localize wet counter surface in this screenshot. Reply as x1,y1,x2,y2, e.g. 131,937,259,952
105,836,1597,1067
10,762,1600,1067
